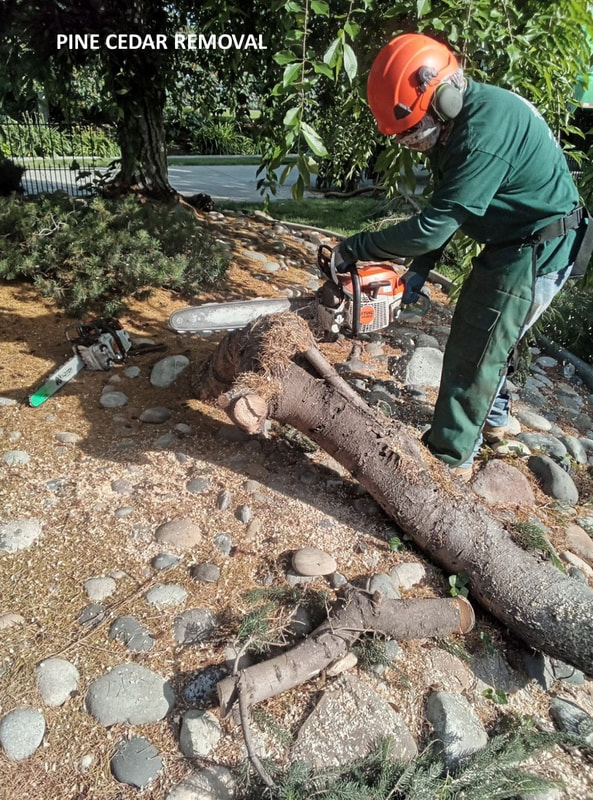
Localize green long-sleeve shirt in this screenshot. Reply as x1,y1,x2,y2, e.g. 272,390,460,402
342,80,579,277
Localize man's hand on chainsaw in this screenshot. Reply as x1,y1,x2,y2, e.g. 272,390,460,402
330,244,355,282
401,271,426,304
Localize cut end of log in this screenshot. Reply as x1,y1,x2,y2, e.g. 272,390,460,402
453,596,475,633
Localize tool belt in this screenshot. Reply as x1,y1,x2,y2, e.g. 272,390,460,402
502,206,593,279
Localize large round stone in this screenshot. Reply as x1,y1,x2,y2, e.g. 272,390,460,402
155,518,202,549
0,708,45,760
111,736,163,787
292,547,337,576
35,658,80,706
85,664,174,726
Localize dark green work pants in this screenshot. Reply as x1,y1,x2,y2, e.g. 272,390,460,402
424,243,539,467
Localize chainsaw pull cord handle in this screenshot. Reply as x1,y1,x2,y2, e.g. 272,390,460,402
349,264,361,338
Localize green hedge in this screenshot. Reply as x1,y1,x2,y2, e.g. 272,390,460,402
0,194,229,316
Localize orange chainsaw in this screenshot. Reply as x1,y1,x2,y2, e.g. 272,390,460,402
169,245,430,339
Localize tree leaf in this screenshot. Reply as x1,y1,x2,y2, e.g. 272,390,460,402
313,61,334,78
343,43,358,82
274,50,297,65
283,62,302,87
417,0,431,17
283,106,301,128
311,0,329,15
344,21,360,39
301,121,328,157
323,37,341,67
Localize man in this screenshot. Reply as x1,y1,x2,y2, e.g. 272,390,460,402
333,32,591,479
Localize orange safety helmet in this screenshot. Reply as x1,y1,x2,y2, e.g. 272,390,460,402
367,33,460,135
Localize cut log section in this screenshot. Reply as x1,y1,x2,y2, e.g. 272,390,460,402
218,591,474,716
192,313,593,677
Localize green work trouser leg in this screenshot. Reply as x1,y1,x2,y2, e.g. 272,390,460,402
424,245,537,467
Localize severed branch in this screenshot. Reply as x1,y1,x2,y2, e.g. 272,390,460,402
218,589,474,717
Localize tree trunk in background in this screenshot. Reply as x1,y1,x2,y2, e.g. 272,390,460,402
192,313,593,675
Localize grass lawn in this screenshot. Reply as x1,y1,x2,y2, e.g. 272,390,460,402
217,196,393,238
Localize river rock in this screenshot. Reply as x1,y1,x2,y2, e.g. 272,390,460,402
2,450,30,465
152,552,180,570
292,546,337,576
35,658,80,706
109,616,154,652
514,409,552,431
111,735,163,787
0,519,43,552
145,583,188,607
403,347,443,388
150,355,189,388
164,766,235,800
0,612,25,631
565,524,593,561
389,561,426,589
85,664,174,726
99,392,128,408
527,455,579,505
155,518,202,549
139,407,171,424
179,710,222,757
471,460,536,506
0,708,45,760
549,698,593,744
425,691,488,768
291,674,417,768
83,576,117,602
173,608,217,646
516,433,567,461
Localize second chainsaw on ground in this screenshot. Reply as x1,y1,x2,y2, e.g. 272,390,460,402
168,244,430,339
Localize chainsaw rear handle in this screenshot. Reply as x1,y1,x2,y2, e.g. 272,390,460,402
399,291,431,319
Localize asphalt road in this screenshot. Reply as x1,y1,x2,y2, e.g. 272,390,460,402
22,163,313,202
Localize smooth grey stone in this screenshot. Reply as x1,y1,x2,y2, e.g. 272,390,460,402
0,708,45,761
173,608,217,645
0,518,43,552
163,766,235,800
152,553,180,570
156,433,176,448
289,606,313,637
514,409,552,431
109,615,154,652
516,433,567,461
186,478,211,494
84,576,116,602
2,450,30,466
86,664,174,726
77,603,107,628
521,650,554,690
217,489,232,511
111,478,134,495
99,392,128,408
292,547,337,576
367,573,401,600
527,455,579,505
183,666,227,704
425,691,488,768
328,572,348,589
146,583,187,607
114,506,134,519
155,518,202,549
35,658,80,706
236,505,251,523
150,355,189,388
124,366,141,378
0,397,17,406
549,698,593,743
558,435,588,464
179,710,222,758
55,431,80,444
403,347,443,388
191,563,220,583
549,658,585,686
213,533,232,556
291,674,416,769
390,562,426,589
536,356,558,368
139,407,171,424
111,736,163,787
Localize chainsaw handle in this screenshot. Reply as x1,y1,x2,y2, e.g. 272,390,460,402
398,291,431,320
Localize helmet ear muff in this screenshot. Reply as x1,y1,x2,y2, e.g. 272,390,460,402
431,82,463,121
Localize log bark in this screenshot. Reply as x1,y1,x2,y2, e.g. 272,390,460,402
192,314,593,675
218,592,474,717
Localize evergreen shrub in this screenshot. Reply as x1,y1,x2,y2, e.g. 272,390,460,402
0,194,229,316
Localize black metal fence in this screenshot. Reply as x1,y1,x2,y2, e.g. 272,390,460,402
0,117,119,196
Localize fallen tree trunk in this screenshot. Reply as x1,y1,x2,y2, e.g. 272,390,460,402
192,313,593,675
218,591,474,716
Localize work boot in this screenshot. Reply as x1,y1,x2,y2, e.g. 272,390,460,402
449,466,473,483
482,424,507,445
